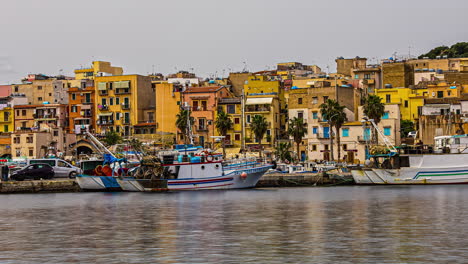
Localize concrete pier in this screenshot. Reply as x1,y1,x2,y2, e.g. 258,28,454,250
0,179,80,194
256,172,354,187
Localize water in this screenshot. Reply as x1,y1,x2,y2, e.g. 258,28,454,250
0,186,467,263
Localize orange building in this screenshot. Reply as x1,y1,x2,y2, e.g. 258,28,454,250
181,86,231,147
68,80,95,134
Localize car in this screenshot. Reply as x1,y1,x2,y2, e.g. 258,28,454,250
27,159,81,178
10,163,54,181
408,131,418,138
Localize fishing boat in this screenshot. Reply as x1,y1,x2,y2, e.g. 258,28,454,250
117,154,273,191
351,118,468,184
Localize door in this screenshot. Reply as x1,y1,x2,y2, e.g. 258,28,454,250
364,128,371,141
323,127,330,138
56,160,69,177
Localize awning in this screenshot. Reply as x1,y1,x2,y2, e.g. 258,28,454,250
98,113,113,117
245,97,273,105
80,105,91,110
98,82,107,90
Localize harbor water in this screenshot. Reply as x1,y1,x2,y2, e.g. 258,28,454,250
0,186,467,263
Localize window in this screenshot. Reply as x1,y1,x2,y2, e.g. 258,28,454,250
71,106,78,113
53,130,59,137
198,118,206,130
298,98,303,104
235,134,240,141
382,112,389,119
193,100,199,110
384,127,391,136
26,136,33,143
312,97,318,104
343,144,347,151
227,105,235,114
323,96,329,102
14,137,20,144
58,161,67,167
386,94,391,103
29,149,34,156
201,101,207,111
49,93,52,96
364,74,371,79
313,127,318,134
324,144,329,150
22,110,26,116
404,100,408,108
71,94,76,101
38,97,43,101
354,74,359,79
437,91,443,98
110,98,114,106
16,110,20,116
116,113,120,120
108,82,113,89
342,128,349,137
234,117,240,124
116,97,120,105
246,115,251,123
3,125,8,132
14,86,18,92
312,112,318,119
312,145,317,151
102,98,107,106
298,111,303,119
448,91,451,96
38,86,42,90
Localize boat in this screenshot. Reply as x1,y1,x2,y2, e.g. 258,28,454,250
118,154,273,191
351,118,468,184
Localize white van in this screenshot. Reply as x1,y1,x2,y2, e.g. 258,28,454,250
27,159,82,178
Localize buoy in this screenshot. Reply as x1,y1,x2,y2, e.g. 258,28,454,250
240,172,247,180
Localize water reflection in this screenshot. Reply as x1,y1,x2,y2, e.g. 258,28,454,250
0,186,467,263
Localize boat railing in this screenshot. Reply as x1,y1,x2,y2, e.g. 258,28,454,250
223,158,265,170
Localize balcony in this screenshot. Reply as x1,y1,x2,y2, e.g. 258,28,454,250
81,99,92,104
122,119,131,125
98,105,109,111
0,118,10,123
34,114,58,120
121,104,130,110
358,136,371,143
196,126,208,132
97,120,114,126
98,90,108,96
245,106,270,113
315,133,330,139
115,88,131,95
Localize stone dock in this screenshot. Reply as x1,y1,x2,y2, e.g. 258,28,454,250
0,173,354,193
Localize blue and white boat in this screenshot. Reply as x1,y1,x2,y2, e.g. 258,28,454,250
118,155,272,191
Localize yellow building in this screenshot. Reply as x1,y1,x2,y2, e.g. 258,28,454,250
95,75,153,136
374,87,426,121
75,61,123,80
244,75,284,149
0,106,13,132
155,82,182,137
216,97,243,149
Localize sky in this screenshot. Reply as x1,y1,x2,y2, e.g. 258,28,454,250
0,0,467,84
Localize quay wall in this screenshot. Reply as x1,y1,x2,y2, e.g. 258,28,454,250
0,179,80,193
256,172,353,187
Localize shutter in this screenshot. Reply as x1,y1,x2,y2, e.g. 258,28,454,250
98,82,107,90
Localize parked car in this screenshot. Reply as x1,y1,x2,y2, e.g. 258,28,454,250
27,159,81,178
10,163,54,181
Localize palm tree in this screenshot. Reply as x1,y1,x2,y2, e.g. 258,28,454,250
175,109,193,144
215,110,233,159
320,99,339,161
363,95,385,144
250,115,268,157
332,104,348,162
288,117,308,162
275,142,293,163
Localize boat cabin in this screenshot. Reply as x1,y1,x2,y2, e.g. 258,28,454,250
434,134,468,154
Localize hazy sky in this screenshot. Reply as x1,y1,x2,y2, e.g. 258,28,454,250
0,0,467,84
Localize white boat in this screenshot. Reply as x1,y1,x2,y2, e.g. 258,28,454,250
352,134,468,185
75,159,123,191
118,156,272,191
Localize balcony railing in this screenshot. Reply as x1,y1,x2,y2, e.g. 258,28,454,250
245,106,270,112
121,104,130,110
115,89,131,95
98,105,109,111
97,120,114,125
358,136,371,143
81,99,92,104
315,133,330,139
123,119,131,125
99,90,108,96
34,114,57,119
196,126,208,132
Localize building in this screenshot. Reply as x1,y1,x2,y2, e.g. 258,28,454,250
155,82,183,142
14,104,68,132
11,131,76,159
0,94,28,133
216,97,243,149
95,75,153,136
68,79,95,134
74,61,123,80
181,86,231,148
307,105,400,163
11,75,69,105
382,61,415,88
335,57,367,77
374,87,426,121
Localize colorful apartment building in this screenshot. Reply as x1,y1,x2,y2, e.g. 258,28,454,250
95,75,153,136
68,79,95,134
216,97,243,149
12,75,69,105
0,94,28,132
181,86,231,148
374,87,426,121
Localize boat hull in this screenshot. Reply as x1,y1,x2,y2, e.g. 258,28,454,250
352,166,468,185
119,165,272,191
75,175,122,191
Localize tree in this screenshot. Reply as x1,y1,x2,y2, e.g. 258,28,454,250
362,95,385,144
320,99,339,161
215,110,233,159
400,120,414,138
418,42,468,59
287,117,308,162
175,109,193,145
332,104,348,162
103,131,122,146
250,115,268,157
275,142,293,163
